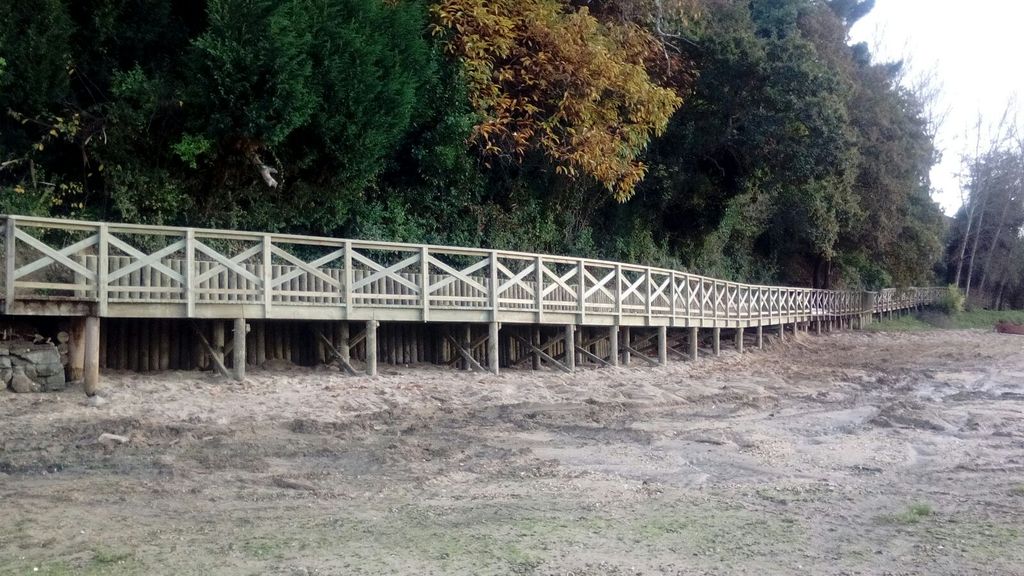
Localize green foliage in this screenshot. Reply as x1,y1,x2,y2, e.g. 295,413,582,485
190,0,317,148
172,134,214,170
0,0,73,115
938,284,966,314
0,0,945,293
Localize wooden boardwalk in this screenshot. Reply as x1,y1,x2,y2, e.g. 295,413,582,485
1,215,940,391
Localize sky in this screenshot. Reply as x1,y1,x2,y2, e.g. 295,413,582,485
850,0,1024,215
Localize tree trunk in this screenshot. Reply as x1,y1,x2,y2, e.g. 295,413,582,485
964,188,990,300
977,192,1010,295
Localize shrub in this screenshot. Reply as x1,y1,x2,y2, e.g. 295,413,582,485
937,284,965,314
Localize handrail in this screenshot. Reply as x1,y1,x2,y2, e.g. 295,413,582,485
0,214,942,323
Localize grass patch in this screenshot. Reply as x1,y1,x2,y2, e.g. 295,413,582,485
1009,484,1024,497
947,309,1024,329
865,316,934,332
866,309,1024,332
879,502,934,525
92,548,133,565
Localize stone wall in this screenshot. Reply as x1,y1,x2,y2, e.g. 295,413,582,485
1,341,66,393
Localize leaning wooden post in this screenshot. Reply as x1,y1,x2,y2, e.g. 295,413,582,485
564,324,576,373
756,325,763,350
688,327,698,361
366,320,378,377
712,327,721,356
488,321,500,375
233,318,247,381
657,326,668,366
609,326,619,367
84,316,100,396
735,326,744,353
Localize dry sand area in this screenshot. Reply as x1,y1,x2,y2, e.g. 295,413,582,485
2,328,1024,575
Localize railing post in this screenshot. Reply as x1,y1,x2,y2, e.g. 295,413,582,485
670,271,678,323
4,218,16,313
490,250,500,321
184,228,195,317
97,224,109,316
577,259,586,322
614,263,622,323
421,246,430,321
645,268,653,322
262,235,272,317
534,255,544,322
344,240,353,317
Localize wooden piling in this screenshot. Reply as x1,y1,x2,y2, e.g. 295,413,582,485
623,326,631,366
84,316,100,396
366,320,378,376
712,327,721,356
609,326,619,367
689,327,698,361
657,326,667,366
69,317,86,381
233,318,246,380
488,321,500,375
564,324,576,373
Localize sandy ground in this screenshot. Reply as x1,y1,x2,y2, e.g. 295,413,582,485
1,328,1023,575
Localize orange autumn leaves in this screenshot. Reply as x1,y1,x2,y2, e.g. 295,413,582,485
431,0,684,201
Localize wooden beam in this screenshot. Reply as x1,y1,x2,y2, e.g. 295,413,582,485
623,343,659,366
315,329,357,376
575,344,610,367
510,334,573,374
190,322,230,378
444,332,486,372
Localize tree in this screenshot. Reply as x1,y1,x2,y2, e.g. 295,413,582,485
432,0,683,200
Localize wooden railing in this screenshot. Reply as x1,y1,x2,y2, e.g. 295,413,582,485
0,215,942,326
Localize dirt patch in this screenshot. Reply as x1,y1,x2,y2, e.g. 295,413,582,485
1,329,1023,575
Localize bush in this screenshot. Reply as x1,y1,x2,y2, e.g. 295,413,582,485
937,284,965,314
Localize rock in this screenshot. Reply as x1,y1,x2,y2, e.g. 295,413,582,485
6,341,66,392
98,433,129,446
34,362,62,378
10,367,40,393
85,395,109,407
41,373,66,392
